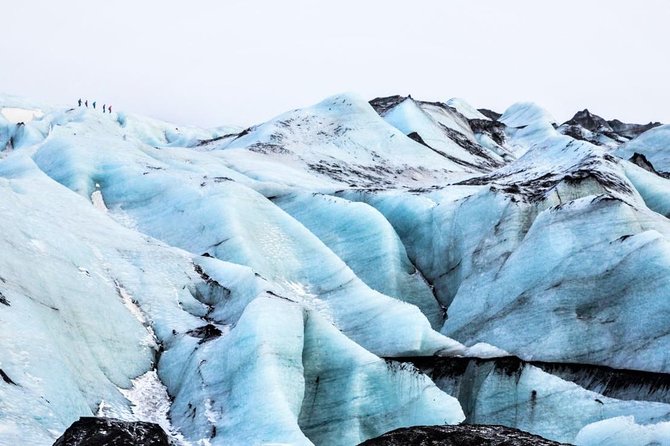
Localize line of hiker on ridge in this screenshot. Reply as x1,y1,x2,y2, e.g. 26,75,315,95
77,99,112,114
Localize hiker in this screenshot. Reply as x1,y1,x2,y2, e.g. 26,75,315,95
85,100,88,108
92,101,96,109
108,105,112,114
102,104,106,113
78,98,82,107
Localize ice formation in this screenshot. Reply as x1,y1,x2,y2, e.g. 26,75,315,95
0,92,669,445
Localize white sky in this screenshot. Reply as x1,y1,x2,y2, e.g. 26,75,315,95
2,0,669,128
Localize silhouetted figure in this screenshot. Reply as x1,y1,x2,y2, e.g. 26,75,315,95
85,100,88,108
78,98,82,107
92,101,96,109
108,105,112,114
102,104,106,113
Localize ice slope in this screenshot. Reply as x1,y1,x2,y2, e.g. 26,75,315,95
115,111,237,148
378,97,505,171
335,106,670,374
437,116,670,372
31,124,459,357
446,98,490,121
621,161,670,218
614,124,670,174
1,91,670,445
0,156,205,444
424,357,670,444
273,192,444,329
0,109,467,444
499,102,557,128
204,93,479,188
575,416,670,446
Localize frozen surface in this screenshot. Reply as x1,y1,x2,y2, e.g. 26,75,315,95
0,95,466,445
446,98,489,121
0,92,669,445
0,107,44,124
207,93,479,188
274,192,444,328
614,124,670,173
575,416,670,446
499,102,557,128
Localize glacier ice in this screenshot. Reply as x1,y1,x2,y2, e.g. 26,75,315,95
615,124,670,173
575,416,670,446
417,356,670,443
0,91,669,445
274,192,444,328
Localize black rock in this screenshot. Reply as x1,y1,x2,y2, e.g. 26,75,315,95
478,108,502,121
607,119,661,139
629,152,659,174
369,95,409,115
628,152,670,178
564,109,612,133
406,131,431,148
0,369,17,385
186,323,223,343
53,417,171,446
0,290,9,306
563,110,662,140
358,424,571,446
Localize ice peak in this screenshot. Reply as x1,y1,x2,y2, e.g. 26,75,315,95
499,102,557,128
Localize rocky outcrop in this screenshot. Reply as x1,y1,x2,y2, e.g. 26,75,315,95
358,424,570,445
478,108,502,120
564,109,613,133
53,417,170,446
559,109,662,147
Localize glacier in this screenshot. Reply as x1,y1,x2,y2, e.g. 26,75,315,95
1,92,670,445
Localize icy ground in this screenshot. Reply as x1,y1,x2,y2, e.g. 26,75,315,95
0,93,669,445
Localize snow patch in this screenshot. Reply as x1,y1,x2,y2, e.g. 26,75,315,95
575,416,670,446
120,370,192,445
463,342,510,358
91,184,108,213
0,107,43,124
114,280,157,349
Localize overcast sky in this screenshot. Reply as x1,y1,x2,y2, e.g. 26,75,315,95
2,0,669,127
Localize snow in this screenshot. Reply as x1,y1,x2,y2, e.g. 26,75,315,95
446,97,489,121
575,416,670,446
0,107,44,124
499,102,557,128
120,370,191,446
463,343,510,358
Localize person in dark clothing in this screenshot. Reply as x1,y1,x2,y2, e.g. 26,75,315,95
92,101,96,109
102,104,106,113
85,100,88,108
78,98,82,107
108,105,112,114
